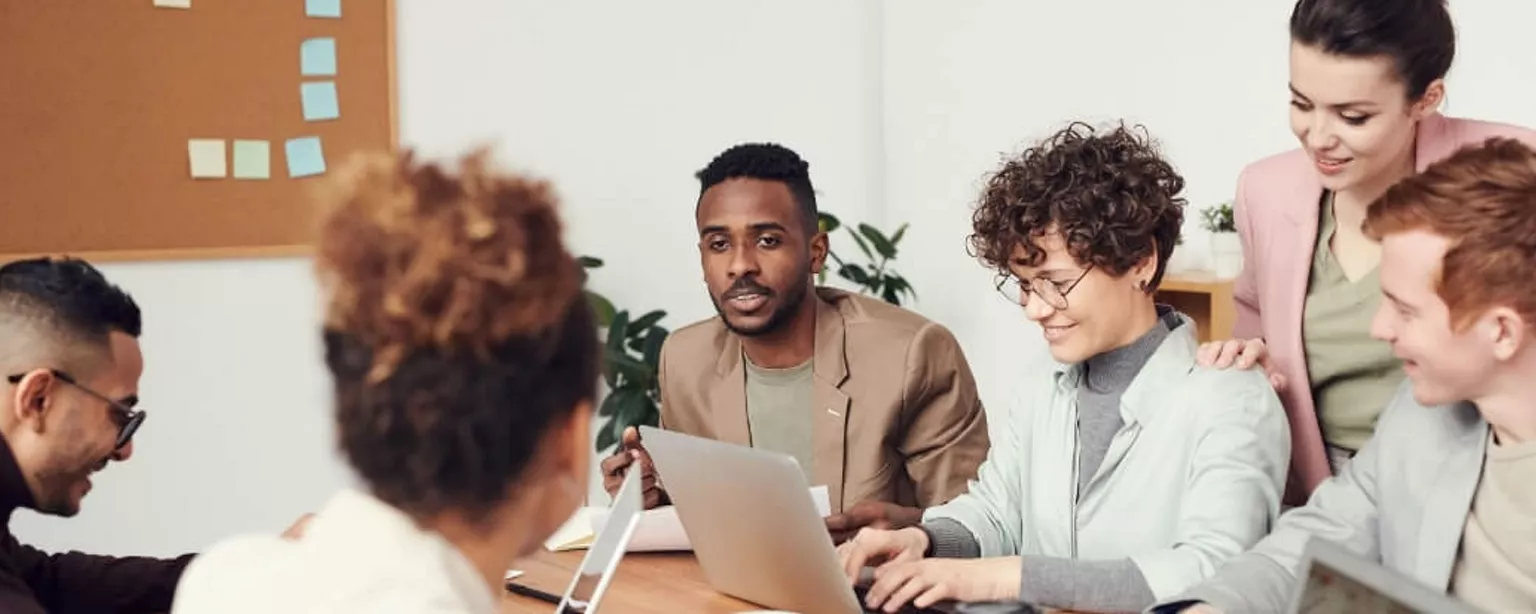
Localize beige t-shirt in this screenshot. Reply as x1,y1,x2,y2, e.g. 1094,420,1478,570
744,357,815,481
1302,193,1405,451
1449,435,1536,612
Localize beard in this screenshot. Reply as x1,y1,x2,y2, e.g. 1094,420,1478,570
711,277,811,338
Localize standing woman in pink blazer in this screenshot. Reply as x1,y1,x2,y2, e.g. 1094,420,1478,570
1198,0,1536,505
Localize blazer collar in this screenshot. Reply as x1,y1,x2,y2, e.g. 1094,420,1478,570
1281,112,1453,226
1053,307,1198,426
1416,400,1489,586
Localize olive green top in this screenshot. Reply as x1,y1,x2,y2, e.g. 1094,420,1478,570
744,357,816,481
1302,193,1406,451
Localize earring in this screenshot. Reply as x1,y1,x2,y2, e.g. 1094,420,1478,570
1137,279,1150,292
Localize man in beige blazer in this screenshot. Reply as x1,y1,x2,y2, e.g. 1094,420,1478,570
1158,139,1536,613
602,143,989,540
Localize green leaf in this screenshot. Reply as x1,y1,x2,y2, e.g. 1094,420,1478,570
605,347,651,385
847,229,875,260
818,212,842,233
886,275,916,301
858,224,897,259
585,291,616,328
607,310,630,354
838,264,870,285
578,256,604,269
629,310,666,333
881,284,901,305
890,223,908,246
596,419,618,452
641,326,667,368
598,390,626,417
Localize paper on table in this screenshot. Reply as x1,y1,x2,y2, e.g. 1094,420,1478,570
587,485,830,553
542,507,597,552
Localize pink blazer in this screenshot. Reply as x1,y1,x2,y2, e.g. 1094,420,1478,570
1231,113,1536,505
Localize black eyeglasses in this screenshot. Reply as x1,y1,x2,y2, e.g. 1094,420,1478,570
994,266,1093,310
6,369,144,451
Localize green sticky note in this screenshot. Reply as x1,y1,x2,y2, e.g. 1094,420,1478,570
232,140,270,180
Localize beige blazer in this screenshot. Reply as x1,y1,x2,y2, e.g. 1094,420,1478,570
1155,382,1489,613
1230,113,1536,503
656,287,990,512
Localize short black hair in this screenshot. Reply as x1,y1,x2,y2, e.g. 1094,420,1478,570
0,256,142,341
1290,0,1455,100
695,143,819,235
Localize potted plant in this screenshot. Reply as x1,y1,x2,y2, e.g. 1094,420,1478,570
578,256,667,453
1201,202,1242,278
816,212,916,306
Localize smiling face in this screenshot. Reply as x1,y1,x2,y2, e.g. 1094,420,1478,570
1288,42,1440,194
1370,229,1495,406
24,331,142,516
1011,232,1158,364
696,178,827,337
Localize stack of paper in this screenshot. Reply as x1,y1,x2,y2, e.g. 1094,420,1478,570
545,485,831,553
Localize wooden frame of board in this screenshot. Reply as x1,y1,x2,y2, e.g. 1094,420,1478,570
0,0,398,263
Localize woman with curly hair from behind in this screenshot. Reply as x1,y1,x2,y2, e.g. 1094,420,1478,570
838,123,1292,613
169,149,599,613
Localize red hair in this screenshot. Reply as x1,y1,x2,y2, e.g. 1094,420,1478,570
1364,137,1536,330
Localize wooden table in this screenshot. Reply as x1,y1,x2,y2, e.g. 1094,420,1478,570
502,550,1079,613
502,549,759,613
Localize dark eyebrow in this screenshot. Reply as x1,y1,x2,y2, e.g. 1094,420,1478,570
1382,289,1417,313
1289,84,1377,111
699,222,788,237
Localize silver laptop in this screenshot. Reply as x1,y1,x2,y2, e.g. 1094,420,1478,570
1286,537,1480,614
640,426,962,614
553,467,644,613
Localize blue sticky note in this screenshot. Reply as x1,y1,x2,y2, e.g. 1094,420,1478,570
301,38,336,76
305,0,340,18
285,137,326,178
301,81,339,121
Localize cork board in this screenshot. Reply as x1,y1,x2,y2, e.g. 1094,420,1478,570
0,0,397,262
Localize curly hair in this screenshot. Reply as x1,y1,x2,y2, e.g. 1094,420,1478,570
968,122,1186,291
313,148,598,523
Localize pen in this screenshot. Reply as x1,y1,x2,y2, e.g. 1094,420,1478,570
505,580,563,605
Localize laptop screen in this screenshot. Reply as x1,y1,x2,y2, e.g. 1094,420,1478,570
555,468,643,613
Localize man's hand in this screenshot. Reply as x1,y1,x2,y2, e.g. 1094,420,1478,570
826,501,925,544
1195,337,1286,391
859,557,1021,613
836,526,929,584
281,513,314,540
598,427,665,509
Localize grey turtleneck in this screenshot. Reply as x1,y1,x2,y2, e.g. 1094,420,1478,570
922,309,1178,612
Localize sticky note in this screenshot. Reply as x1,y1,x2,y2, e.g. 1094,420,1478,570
305,0,340,18
285,137,326,178
187,139,226,179
154,0,192,8
232,140,270,180
300,38,337,76
301,81,339,121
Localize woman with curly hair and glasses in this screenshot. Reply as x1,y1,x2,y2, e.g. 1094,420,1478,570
169,149,599,613
836,123,1292,614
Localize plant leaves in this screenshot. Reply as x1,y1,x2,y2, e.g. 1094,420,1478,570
607,310,630,356
578,255,604,269
630,309,666,333
605,347,651,385
858,224,897,259
881,283,901,305
598,389,626,417
886,275,916,301
839,264,870,285
585,291,616,329
847,228,875,260
596,421,618,452
642,326,667,368
818,212,842,233
890,223,908,246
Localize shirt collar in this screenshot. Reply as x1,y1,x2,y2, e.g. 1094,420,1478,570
1053,307,1199,425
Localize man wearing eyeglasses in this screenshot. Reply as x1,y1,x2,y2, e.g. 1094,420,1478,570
0,257,301,613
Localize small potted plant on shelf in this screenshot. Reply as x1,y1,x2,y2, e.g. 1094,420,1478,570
1201,201,1241,278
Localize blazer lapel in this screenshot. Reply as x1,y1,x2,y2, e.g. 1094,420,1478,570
810,296,852,512
1415,409,1488,588
708,334,750,446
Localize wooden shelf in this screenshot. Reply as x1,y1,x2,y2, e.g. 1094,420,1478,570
1156,270,1236,343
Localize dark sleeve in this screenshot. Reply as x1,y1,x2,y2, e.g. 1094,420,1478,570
4,533,194,614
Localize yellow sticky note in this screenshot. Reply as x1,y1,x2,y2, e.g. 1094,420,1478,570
187,139,227,179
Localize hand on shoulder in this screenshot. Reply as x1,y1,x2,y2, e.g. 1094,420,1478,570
1195,338,1286,391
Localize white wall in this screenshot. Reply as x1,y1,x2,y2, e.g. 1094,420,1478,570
13,1,1536,557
